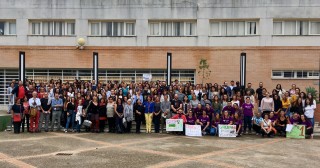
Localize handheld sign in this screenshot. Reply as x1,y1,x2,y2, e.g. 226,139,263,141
185,124,202,137
166,119,183,131
286,124,305,139
218,125,237,138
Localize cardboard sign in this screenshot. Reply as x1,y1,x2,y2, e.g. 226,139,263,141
286,124,305,139
166,119,183,131
185,124,202,137
218,125,237,137
143,74,152,81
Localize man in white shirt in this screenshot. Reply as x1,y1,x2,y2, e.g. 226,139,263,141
28,91,41,133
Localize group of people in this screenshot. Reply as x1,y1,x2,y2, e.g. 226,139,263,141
7,79,317,139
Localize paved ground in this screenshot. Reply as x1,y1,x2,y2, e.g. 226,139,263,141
0,131,319,168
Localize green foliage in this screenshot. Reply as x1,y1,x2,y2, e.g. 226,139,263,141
305,86,319,104
197,58,212,85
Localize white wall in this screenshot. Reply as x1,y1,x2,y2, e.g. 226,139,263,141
0,0,319,47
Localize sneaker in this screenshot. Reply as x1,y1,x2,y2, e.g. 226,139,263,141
64,129,67,133
311,134,314,139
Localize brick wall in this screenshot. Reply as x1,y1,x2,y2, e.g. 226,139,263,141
0,46,319,94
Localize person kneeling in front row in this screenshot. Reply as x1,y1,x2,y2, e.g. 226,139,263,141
171,109,187,135
260,114,275,138
196,110,210,135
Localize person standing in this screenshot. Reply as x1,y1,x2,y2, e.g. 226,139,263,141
144,96,154,133
11,98,23,134
106,97,116,133
28,91,41,133
11,81,27,103
260,92,274,117
153,97,161,133
65,97,76,133
134,99,144,133
21,96,30,132
88,96,99,133
51,93,63,132
124,99,134,133
160,95,171,133
40,92,51,132
98,98,107,133
114,98,124,133
7,82,15,114
241,97,254,134
304,98,316,128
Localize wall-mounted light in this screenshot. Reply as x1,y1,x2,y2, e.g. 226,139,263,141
76,38,85,50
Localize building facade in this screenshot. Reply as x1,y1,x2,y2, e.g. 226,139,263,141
0,0,319,105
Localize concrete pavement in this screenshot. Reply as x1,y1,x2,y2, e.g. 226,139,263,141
0,131,319,168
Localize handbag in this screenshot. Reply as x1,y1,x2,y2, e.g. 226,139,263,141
122,117,127,128
30,108,37,117
83,119,92,127
13,114,21,122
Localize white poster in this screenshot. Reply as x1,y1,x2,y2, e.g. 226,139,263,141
185,124,202,137
218,125,237,138
143,74,152,81
166,119,183,131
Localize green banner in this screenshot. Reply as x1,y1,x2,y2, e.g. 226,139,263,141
0,115,11,131
286,125,305,139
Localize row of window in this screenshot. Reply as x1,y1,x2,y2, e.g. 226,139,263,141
272,70,319,79
1,20,320,36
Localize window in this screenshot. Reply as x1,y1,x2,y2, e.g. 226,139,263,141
273,20,320,35
148,21,196,36
89,21,135,36
272,70,319,79
310,22,320,35
0,21,16,35
210,20,258,36
30,20,75,36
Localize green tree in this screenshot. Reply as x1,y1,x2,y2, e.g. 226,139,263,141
198,58,212,85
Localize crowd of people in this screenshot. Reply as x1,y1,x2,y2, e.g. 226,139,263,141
7,79,317,139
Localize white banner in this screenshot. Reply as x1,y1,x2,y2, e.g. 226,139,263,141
143,74,152,81
166,119,183,131
185,124,202,137
218,125,237,138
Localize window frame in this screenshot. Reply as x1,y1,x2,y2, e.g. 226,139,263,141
89,21,136,37
273,20,320,36
0,20,17,36
29,20,75,36
271,70,319,79
209,20,259,36
148,21,197,37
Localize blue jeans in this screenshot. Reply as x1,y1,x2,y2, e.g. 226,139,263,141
214,109,221,116
65,110,76,130
244,116,252,132
308,118,314,128
76,118,81,132
210,127,217,136
283,108,290,117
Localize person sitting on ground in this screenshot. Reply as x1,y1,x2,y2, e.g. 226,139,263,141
210,113,220,136
186,109,196,125
220,110,233,125
171,109,187,135
260,114,275,138
233,112,242,137
196,110,210,135
275,110,289,137
289,112,300,125
252,112,263,135
300,114,313,139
